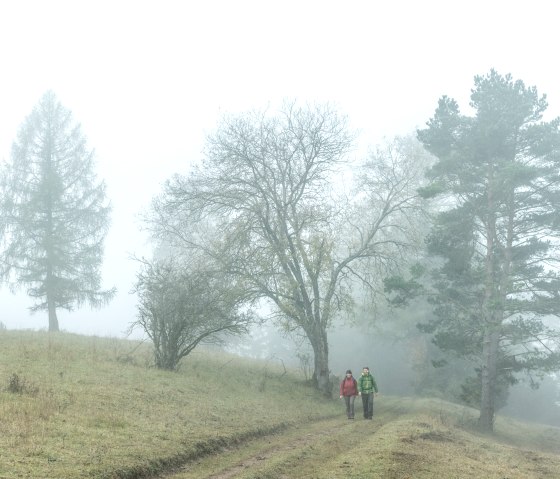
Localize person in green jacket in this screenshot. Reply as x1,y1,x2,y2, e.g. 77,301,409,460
357,366,378,419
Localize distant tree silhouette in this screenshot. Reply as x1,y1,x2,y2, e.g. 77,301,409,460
0,91,114,331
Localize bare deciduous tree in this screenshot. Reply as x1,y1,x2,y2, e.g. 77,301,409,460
147,103,429,394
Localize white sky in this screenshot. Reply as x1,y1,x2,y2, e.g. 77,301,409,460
0,0,559,337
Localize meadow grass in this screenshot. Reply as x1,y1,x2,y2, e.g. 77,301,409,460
1,330,559,479
320,398,560,479
179,397,560,479
0,330,338,478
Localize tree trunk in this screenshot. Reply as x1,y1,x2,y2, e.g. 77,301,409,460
48,298,59,332
310,329,331,397
479,327,499,431
479,173,498,432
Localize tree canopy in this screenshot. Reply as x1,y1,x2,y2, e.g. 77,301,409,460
146,103,429,395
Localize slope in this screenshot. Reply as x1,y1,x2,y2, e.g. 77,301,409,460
1,331,559,478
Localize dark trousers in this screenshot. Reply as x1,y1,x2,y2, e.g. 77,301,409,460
361,392,374,418
343,395,355,418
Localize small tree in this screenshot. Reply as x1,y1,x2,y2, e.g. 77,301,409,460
0,91,114,331
131,258,253,370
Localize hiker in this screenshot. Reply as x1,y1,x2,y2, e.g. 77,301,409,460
358,366,378,419
339,369,358,419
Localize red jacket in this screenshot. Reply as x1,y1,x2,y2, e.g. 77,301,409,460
340,376,358,396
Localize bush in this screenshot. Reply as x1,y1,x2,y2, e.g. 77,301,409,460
7,373,38,395
131,258,253,370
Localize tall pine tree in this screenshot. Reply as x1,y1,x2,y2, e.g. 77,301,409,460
0,91,115,331
417,70,560,431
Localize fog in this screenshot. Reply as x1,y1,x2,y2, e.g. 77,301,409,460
1,0,558,336
1,1,560,423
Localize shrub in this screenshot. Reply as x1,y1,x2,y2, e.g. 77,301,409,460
7,373,38,395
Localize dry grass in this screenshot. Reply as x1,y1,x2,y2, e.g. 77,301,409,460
1,331,559,479
0,330,336,478
327,414,560,479
173,397,560,479
240,397,560,479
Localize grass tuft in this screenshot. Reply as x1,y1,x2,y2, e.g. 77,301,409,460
6,372,39,395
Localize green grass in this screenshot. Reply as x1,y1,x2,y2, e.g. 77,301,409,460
330,398,560,479
1,330,559,479
170,397,560,479
0,330,338,478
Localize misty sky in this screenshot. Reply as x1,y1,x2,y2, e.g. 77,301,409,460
1,0,559,337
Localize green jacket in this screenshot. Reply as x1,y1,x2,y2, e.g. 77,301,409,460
358,372,378,394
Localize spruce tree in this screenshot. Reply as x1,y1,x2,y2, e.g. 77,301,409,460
0,91,115,331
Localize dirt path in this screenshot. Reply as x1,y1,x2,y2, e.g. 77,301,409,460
163,415,380,479
206,418,348,479
156,399,560,479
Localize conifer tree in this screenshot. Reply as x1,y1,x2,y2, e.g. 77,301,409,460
417,70,560,431
0,91,115,331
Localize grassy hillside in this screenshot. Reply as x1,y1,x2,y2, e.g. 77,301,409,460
0,330,337,478
1,331,559,479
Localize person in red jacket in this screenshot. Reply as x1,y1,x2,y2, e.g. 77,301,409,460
339,369,359,419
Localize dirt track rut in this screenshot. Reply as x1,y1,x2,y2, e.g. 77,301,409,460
162,415,379,479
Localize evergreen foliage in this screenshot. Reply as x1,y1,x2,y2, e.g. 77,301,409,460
416,70,560,431
0,91,114,331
